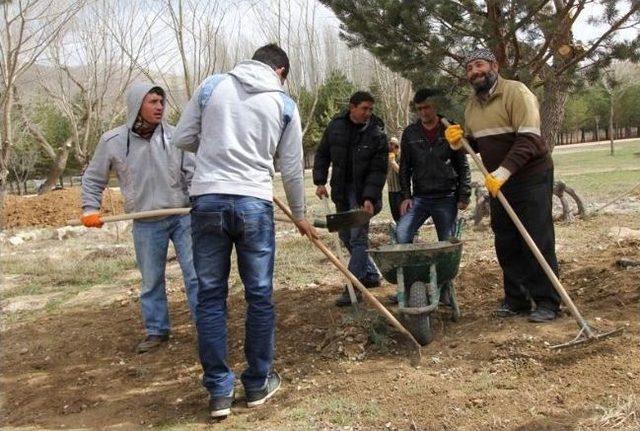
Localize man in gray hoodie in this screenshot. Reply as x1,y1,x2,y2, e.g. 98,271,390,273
173,44,316,418
81,82,198,354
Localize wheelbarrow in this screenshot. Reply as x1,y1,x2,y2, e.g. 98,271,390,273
368,238,463,345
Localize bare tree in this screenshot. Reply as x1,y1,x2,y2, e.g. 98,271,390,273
33,1,145,172
250,0,325,138
601,63,637,156
0,0,82,198
371,58,413,136
14,92,73,193
162,0,238,100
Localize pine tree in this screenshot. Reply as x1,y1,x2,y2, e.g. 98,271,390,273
320,0,640,148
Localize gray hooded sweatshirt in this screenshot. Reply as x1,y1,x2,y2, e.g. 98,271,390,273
82,82,194,215
172,60,305,219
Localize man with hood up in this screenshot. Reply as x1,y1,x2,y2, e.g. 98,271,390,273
81,82,198,354
313,91,388,307
173,44,316,418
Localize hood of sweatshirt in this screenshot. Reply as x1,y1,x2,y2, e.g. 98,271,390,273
126,82,165,130
228,60,285,95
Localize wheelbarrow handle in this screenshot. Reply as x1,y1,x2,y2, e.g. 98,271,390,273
273,196,422,360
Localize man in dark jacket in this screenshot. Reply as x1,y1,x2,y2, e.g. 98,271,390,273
397,89,471,244
313,91,388,306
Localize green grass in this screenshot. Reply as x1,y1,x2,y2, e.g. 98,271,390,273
552,141,640,200
553,140,640,176
1,252,137,299
316,397,381,426
274,235,328,286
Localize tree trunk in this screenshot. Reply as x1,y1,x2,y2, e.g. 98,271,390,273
0,88,14,196
609,101,614,156
580,128,585,143
37,142,71,195
541,78,570,152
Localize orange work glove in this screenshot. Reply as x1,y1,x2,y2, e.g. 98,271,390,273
484,166,511,197
81,212,104,228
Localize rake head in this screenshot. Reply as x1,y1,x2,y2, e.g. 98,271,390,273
550,326,625,350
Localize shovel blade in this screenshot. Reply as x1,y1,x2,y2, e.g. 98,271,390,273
326,209,372,232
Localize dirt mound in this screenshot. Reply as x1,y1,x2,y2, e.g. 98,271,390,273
2,187,124,230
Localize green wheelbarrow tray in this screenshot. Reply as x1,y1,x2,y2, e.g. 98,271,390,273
368,239,464,346
368,239,464,285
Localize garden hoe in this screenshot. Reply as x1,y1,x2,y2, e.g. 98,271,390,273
68,208,294,226
274,196,423,364
441,118,624,350
69,203,423,362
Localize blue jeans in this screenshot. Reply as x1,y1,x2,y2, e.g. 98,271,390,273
132,215,199,336
191,194,276,397
335,185,380,281
396,195,457,244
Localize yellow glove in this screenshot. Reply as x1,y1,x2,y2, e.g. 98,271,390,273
388,152,396,161
484,166,511,197
444,125,464,150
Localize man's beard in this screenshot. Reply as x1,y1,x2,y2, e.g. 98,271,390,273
470,70,498,95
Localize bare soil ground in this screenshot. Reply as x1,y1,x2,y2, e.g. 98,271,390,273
2,188,124,229
1,188,639,431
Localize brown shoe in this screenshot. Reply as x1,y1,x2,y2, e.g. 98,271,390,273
136,334,169,353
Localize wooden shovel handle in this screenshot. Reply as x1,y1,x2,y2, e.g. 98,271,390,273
68,208,292,226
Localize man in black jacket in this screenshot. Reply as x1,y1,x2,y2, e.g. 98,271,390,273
397,89,471,244
313,91,389,306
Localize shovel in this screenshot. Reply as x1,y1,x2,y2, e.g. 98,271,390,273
314,208,372,232
441,118,624,349
274,196,422,364
321,197,359,308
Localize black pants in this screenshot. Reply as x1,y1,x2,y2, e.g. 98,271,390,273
489,169,560,311
388,191,403,222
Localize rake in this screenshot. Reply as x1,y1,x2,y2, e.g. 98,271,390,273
273,196,423,363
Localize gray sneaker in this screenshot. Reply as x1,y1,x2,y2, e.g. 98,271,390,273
528,307,558,323
246,371,281,408
135,334,169,354
209,389,234,418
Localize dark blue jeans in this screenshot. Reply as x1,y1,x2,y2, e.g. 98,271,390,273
335,185,380,282
191,194,276,397
396,195,458,243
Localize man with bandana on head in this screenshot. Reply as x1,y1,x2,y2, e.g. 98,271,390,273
81,82,199,353
444,49,561,323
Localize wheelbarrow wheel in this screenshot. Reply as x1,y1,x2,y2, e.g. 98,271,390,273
403,281,434,346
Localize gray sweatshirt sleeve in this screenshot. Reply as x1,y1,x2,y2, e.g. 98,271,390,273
278,105,306,220
81,134,112,213
173,88,202,153
181,150,196,189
